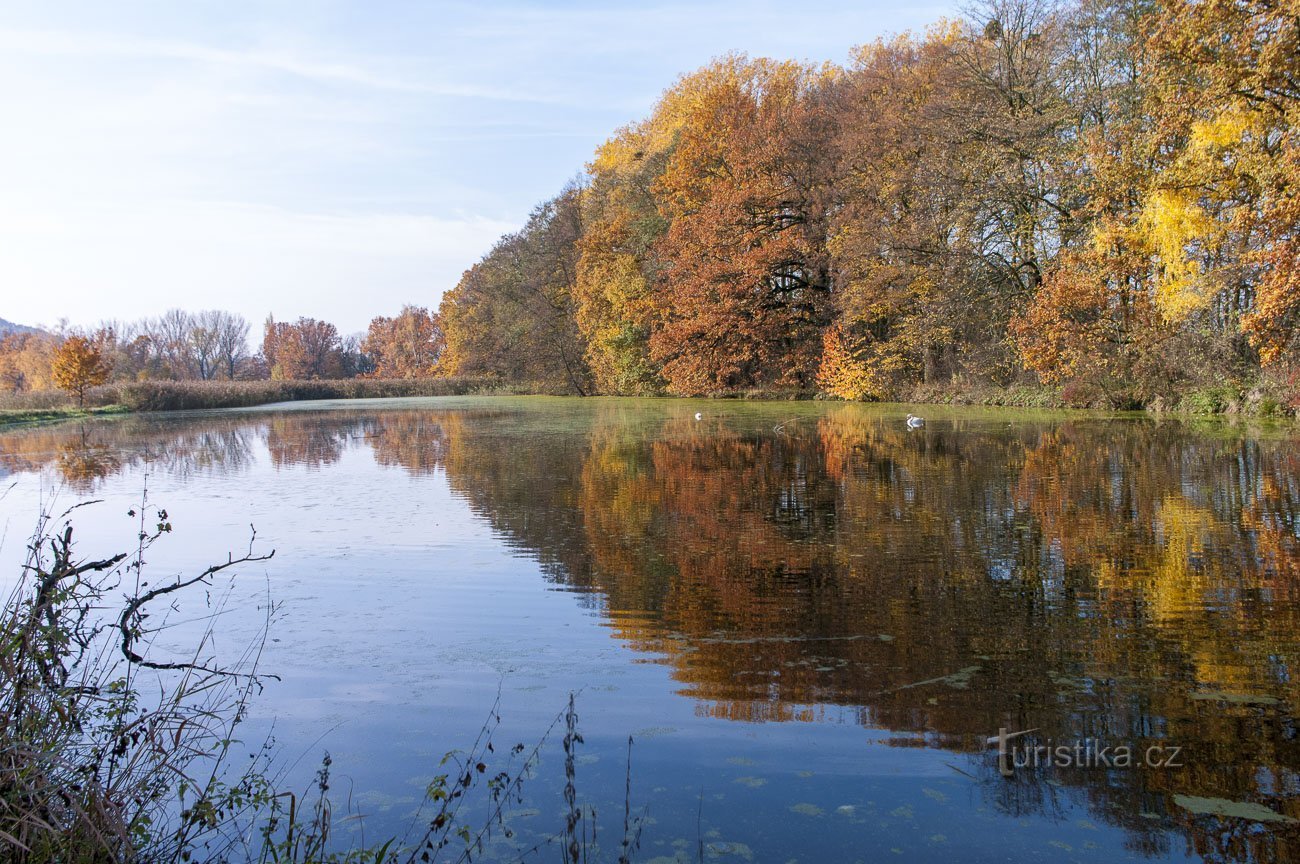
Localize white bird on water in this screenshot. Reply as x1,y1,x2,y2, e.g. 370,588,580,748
905,413,925,428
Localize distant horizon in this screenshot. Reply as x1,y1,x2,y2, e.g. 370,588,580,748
1,0,955,336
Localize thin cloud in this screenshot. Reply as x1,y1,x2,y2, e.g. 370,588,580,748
0,27,569,105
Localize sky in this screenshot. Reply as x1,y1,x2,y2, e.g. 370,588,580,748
0,0,956,337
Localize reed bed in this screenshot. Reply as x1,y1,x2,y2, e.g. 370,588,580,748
0,377,529,414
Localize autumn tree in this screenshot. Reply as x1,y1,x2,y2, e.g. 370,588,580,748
0,331,59,392
262,316,346,380
363,306,443,378
1012,0,1299,403
954,0,1073,302
1012,0,1176,403
648,56,839,395
575,109,678,395
89,321,158,382
822,1,1074,400
437,188,593,394
823,27,969,398
1145,0,1300,365
51,335,112,405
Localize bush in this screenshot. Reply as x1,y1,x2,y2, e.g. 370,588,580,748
1178,384,1241,415
0,498,276,862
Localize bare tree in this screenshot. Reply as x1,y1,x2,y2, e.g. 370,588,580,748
146,309,196,379
208,311,250,380
189,314,221,381
135,310,249,380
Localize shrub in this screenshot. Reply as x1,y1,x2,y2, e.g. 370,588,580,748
0,497,276,862
1178,384,1241,415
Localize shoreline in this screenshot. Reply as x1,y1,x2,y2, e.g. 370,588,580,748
2,379,1295,429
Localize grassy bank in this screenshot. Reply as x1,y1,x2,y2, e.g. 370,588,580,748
689,379,1298,418
2,376,1296,426
0,404,131,428
901,380,1299,418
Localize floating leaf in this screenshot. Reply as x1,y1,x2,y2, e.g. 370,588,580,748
1174,795,1298,823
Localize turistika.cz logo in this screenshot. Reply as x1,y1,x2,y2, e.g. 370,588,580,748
991,728,1184,778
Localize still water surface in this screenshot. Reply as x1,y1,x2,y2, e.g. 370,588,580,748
2,397,1299,862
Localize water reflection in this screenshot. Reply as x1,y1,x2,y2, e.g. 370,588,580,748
2,402,1298,861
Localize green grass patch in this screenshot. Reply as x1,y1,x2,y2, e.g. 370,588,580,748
0,404,129,428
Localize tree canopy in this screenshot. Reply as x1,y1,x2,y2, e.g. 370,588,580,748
435,0,1300,405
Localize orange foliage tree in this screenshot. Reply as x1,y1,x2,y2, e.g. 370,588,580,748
822,29,966,398
51,335,112,405
363,306,443,378
0,332,59,392
262,317,345,380
647,56,838,395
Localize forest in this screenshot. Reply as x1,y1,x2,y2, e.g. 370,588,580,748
437,0,1300,410
3,0,1297,414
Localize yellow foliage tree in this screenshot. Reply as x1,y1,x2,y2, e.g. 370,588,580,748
816,327,883,401
0,332,58,392
1147,0,1300,361
51,336,112,406
1136,187,1221,321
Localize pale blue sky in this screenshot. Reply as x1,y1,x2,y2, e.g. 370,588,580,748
1,0,955,336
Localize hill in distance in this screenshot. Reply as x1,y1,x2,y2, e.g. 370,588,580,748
0,317,44,337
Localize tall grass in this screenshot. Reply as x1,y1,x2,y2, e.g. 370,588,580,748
0,378,533,414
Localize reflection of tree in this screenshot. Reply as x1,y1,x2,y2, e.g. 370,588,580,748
263,415,351,469
148,426,256,480
54,425,122,490
0,419,255,488
421,405,1300,861
368,413,449,475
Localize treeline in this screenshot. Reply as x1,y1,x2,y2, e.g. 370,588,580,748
0,306,444,396
436,0,1300,408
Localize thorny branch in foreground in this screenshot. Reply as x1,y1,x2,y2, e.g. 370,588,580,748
0,490,278,863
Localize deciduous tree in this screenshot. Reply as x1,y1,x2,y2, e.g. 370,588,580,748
262,317,346,380
51,335,112,405
648,56,838,395
363,306,443,378
438,188,593,394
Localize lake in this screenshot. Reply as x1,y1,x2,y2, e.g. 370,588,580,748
1,397,1298,862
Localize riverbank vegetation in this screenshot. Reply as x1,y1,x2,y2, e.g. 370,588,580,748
0,379,524,424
